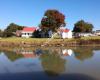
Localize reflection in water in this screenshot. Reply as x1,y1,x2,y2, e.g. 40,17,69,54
40,50,66,76
74,47,94,61
1,51,23,61
62,49,73,56
0,47,100,80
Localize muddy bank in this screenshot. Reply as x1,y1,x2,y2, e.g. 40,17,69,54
0,39,100,47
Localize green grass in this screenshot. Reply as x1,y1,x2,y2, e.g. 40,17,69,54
0,37,47,43
80,36,100,40
0,36,100,43
0,37,73,42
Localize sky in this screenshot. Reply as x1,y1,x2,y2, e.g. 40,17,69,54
0,0,100,30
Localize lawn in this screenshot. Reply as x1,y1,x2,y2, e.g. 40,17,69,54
80,36,100,40
0,36,100,43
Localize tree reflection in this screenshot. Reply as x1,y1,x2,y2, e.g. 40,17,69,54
40,50,66,76
4,51,23,61
74,47,94,61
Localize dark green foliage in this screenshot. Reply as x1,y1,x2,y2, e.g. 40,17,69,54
32,30,41,38
74,47,94,61
4,51,23,61
3,31,14,37
0,29,3,37
3,23,24,37
73,20,94,32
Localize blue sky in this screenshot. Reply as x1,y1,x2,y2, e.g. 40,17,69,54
0,0,100,30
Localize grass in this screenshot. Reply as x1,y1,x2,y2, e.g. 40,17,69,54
0,37,74,43
0,36,100,42
0,37,46,43
80,36,100,40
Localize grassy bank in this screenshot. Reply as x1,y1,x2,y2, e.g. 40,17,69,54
0,36,100,47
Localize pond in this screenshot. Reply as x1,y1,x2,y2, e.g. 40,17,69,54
0,46,100,80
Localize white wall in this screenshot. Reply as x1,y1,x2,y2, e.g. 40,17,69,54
21,32,33,38
62,30,72,39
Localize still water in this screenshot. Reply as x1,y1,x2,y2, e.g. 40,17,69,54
0,46,100,80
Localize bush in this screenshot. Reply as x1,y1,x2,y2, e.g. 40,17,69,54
53,33,61,39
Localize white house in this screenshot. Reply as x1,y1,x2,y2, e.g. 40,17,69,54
95,30,100,36
77,33,92,37
58,28,72,39
21,27,36,38
62,29,73,38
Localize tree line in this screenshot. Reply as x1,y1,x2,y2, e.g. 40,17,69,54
0,23,24,37
0,9,94,37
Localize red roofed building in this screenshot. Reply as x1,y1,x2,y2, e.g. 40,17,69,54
58,28,72,39
21,27,36,38
62,29,70,32
62,29,72,38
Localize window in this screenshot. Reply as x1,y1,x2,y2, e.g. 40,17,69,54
28,33,30,35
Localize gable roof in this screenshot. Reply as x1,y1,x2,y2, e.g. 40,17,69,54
63,29,70,32
59,29,70,33
22,27,36,32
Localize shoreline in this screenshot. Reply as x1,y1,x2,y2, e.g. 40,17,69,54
0,38,100,47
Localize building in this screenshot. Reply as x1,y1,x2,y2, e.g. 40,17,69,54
21,27,36,38
15,30,22,37
62,29,73,38
73,32,95,38
95,30,100,36
58,28,73,39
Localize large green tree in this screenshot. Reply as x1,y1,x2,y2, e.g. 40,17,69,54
41,9,66,32
73,20,94,32
3,23,24,37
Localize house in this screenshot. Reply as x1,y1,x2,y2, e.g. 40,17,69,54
58,28,73,39
95,30,100,36
62,29,73,38
74,32,93,38
15,30,22,37
21,27,36,38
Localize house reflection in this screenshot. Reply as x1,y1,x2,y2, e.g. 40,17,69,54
15,48,43,58
16,50,36,58
14,48,74,59
62,49,73,56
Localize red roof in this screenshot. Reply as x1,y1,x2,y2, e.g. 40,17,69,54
22,27,36,32
63,29,70,32
59,29,70,32
23,54,36,58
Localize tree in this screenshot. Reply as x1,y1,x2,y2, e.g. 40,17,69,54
41,9,66,32
0,29,3,37
32,30,41,38
73,20,94,32
4,51,23,61
74,47,94,61
3,23,24,37
40,49,66,76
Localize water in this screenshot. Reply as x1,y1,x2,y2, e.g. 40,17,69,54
0,46,100,80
